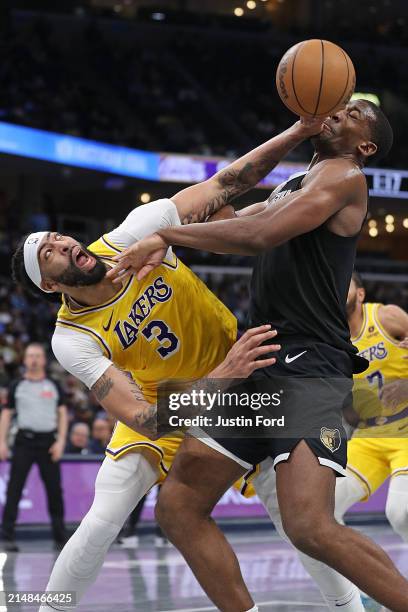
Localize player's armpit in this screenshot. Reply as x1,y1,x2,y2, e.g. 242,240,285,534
91,366,159,439
378,304,408,342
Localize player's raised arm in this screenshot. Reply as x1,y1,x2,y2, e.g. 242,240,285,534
108,159,366,281
103,127,306,257
171,117,324,225
165,160,367,253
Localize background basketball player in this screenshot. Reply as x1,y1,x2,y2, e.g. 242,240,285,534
337,271,408,533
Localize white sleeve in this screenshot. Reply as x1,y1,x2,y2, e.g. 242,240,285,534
52,326,113,389
105,198,181,249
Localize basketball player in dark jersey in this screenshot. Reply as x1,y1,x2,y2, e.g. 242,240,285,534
107,100,408,611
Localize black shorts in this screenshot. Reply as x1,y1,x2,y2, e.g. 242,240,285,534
193,338,353,476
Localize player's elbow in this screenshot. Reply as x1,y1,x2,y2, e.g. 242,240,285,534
248,231,278,254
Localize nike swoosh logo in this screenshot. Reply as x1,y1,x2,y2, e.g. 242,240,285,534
335,598,354,607
103,312,114,332
285,350,307,364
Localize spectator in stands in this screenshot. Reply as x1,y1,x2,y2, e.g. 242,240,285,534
0,356,9,389
88,417,112,454
64,422,90,455
1,14,406,167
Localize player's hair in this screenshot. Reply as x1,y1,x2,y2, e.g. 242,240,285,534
352,270,364,289
364,101,393,164
25,342,46,355
11,235,61,304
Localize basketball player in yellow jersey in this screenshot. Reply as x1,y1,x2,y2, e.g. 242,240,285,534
12,119,325,611
335,271,408,541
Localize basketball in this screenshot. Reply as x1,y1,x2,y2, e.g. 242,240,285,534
276,39,356,118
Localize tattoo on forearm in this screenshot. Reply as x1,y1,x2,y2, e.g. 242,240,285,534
92,374,114,401
135,405,158,437
181,157,279,225
93,371,158,437
126,375,158,437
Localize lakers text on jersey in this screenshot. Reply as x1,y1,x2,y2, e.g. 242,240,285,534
56,233,237,481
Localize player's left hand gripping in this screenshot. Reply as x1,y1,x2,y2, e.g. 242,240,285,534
399,336,408,358
380,379,408,412
106,233,168,284
212,325,280,379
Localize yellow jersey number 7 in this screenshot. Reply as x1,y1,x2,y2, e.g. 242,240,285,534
366,370,384,396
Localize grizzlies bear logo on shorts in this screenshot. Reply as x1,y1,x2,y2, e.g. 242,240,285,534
320,427,341,453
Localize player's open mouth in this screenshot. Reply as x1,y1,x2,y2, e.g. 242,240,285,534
72,246,96,271
322,122,333,134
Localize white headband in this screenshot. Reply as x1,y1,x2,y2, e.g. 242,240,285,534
23,231,54,293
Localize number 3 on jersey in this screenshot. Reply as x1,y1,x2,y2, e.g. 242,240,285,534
142,320,180,359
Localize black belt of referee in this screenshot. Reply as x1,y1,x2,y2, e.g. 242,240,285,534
18,429,57,439
358,405,408,429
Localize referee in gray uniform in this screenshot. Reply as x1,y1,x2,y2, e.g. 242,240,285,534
0,343,68,551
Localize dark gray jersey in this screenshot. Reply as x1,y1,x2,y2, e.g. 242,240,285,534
8,377,64,433
249,172,368,374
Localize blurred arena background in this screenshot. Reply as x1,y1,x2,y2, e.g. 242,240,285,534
0,1,407,610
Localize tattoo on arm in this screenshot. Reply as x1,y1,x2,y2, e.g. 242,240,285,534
181,157,279,225
92,371,158,437
127,377,158,437
92,374,114,402
135,405,158,437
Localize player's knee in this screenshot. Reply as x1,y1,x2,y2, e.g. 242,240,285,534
156,484,209,540
155,487,185,536
66,511,121,578
78,512,121,554
385,498,408,539
282,512,334,557
334,472,366,523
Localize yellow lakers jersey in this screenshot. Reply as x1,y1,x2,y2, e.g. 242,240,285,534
352,302,408,436
56,234,237,464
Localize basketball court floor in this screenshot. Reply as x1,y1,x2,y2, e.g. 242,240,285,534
0,524,406,611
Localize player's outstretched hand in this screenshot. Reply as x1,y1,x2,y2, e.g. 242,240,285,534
399,336,408,358
106,233,168,284
210,325,280,379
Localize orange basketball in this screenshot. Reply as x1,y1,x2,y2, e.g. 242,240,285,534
275,39,356,118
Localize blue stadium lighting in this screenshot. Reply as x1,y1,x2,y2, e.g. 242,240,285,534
0,121,407,199
0,121,159,180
